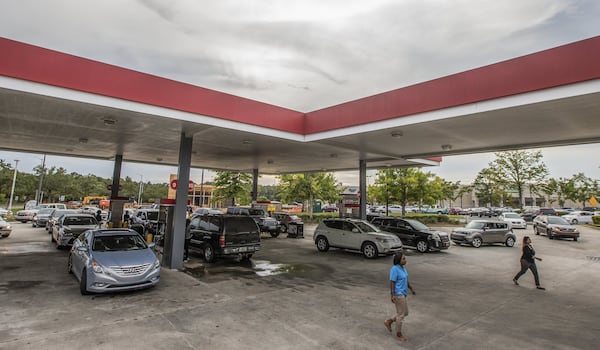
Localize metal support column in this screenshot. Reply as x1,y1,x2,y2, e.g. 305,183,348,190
359,160,367,220
110,154,123,199
166,132,192,269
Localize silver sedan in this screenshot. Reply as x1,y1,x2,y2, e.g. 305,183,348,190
68,229,161,295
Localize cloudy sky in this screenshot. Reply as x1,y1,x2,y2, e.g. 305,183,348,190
1,0,599,185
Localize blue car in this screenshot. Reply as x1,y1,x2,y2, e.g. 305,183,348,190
68,229,161,295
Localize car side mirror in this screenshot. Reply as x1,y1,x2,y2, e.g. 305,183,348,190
352,228,359,233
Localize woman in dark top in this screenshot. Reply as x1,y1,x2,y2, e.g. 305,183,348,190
513,236,545,290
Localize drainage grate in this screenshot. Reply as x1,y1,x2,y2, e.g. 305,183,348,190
586,256,600,262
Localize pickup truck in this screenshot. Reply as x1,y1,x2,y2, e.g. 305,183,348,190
226,207,281,237
187,214,261,262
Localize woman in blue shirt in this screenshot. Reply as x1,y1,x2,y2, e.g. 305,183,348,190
384,252,416,342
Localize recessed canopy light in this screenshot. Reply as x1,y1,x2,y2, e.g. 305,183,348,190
156,157,163,161
102,118,117,125
78,137,88,144
391,131,403,138
441,144,452,151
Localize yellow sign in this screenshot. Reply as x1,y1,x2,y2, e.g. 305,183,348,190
589,196,598,207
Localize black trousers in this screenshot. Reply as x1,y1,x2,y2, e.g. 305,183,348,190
514,259,541,286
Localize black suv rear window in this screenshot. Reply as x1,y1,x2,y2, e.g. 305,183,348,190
225,217,258,233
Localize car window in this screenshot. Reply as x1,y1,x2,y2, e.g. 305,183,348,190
342,222,357,232
354,221,379,232
548,216,569,225
226,217,258,233
189,216,201,227
323,220,343,230
94,234,147,251
208,217,221,232
405,219,429,231
146,211,159,221
465,221,486,229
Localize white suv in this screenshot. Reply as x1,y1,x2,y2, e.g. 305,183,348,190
313,218,403,259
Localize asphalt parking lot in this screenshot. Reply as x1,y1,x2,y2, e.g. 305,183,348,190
1,221,600,349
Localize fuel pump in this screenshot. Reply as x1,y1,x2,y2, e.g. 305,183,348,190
158,199,176,266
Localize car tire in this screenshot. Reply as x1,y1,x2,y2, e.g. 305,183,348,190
80,268,90,295
67,254,73,274
280,225,288,233
242,254,253,260
203,243,216,263
362,241,378,259
572,219,578,224
534,226,540,235
548,232,554,239
416,240,429,253
471,237,483,248
505,237,515,247
270,231,280,238
51,234,55,242
316,236,329,252
574,237,578,242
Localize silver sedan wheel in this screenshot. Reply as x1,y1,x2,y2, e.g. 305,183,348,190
362,242,378,259
471,237,483,248
416,240,429,253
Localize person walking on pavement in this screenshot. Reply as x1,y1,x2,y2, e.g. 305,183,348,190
384,252,416,342
513,236,545,290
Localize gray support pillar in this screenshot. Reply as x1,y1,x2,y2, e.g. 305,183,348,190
252,168,258,202
167,132,193,270
359,160,367,220
110,154,123,199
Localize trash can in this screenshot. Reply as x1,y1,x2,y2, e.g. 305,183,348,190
287,222,304,239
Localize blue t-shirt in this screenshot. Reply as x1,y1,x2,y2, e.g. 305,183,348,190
390,264,408,296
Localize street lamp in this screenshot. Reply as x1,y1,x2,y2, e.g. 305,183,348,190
137,174,144,205
8,159,19,213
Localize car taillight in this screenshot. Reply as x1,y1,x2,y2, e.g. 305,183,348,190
288,217,293,223
219,234,225,248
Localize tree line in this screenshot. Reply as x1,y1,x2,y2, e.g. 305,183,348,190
2,151,598,212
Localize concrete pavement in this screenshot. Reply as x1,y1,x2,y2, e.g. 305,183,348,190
1,222,600,349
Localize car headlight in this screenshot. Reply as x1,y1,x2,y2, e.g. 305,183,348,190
375,237,392,243
153,260,161,269
430,232,440,240
91,260,104,273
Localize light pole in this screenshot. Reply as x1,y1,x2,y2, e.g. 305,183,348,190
137,175,144,205
8,159,19,213
36,154,46,205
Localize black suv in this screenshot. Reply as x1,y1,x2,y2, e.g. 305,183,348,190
226,207,281,237
370,217,450,253
187,214,261,262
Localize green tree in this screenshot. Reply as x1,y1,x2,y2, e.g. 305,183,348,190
213,171,252,206
278,172,339,218
571,173,599,207
488,150,548,208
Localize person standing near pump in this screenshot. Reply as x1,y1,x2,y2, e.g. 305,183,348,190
384,252,416,342
513,236,545,290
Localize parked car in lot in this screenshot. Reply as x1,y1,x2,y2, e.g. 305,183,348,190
52,214,99,248
561,211,596,225
468,207,493,217
522,207,558,222
370,216,450,253
0,207,8,217
422,207,449,214
129,209,160,235
46,209,79,233
321,205,339,212
0,217,11,237
533,215,580,241
498,212,527,229
68,228,161,295
187,214,261,262
451,220,516,248
313,218,403,259
16,207,40,223
31,208,56,228
226,207,280,237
